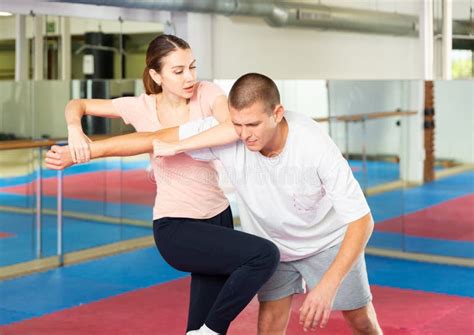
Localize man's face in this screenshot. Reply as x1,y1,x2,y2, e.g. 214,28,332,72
230,101,280,152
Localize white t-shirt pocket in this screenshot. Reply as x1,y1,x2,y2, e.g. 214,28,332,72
291,186,326,222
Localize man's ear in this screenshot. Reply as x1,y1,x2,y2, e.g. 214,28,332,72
273,104,285,123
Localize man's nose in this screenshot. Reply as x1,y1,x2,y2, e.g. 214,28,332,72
240,126,250,140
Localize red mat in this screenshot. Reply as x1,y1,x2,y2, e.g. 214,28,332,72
375,194,474,242
0,171,155,206
1,278,473,335
0,232,14,239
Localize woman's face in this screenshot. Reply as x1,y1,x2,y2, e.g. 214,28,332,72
155,48,197,99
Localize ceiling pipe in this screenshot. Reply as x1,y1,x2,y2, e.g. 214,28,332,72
51,0,472,37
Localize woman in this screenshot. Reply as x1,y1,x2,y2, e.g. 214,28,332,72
58,35,279,335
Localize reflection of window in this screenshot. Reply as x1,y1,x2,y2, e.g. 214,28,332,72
0,39,15,80
452,50,473,79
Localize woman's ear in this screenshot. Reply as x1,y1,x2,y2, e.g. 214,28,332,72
149,68,162,86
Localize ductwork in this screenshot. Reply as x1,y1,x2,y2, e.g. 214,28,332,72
53,0,472,37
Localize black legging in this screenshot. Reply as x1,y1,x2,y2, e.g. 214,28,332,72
153,206,279,334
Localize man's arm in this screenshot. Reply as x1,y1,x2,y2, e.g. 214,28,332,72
154,120,238,157
299,213,373,331
299,129,374,331
321,213,373,287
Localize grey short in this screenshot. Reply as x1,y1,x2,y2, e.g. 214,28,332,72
257,243,373,311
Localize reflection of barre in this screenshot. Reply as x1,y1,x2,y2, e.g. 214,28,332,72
0,136,111,150
0,139,56,150
313,109,417,193
314,110,417,123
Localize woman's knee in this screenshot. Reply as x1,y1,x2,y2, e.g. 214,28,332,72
257,240,280,270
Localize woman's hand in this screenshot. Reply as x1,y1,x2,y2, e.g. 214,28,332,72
67,125,92,163
45,145,75,170
153,139,181,158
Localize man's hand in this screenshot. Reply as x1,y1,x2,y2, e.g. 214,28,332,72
153,139,180,158
299,280,338,331
45,145,75,170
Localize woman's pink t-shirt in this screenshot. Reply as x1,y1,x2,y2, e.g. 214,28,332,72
112,81,229,220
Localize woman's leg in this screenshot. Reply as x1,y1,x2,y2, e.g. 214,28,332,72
154,211,279,334
188,273,229,331
187,207,234,331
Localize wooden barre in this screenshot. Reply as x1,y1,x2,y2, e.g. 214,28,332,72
314,110,417,123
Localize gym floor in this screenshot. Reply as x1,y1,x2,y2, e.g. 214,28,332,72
0,158,473,334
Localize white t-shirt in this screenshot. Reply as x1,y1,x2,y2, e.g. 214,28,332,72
179,111,371,261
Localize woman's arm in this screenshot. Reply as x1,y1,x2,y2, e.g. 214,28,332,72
45,119,238,170
65,99,121,163
47,92,239,169
65,99,120,126
45,127,178,170
211,95,231,123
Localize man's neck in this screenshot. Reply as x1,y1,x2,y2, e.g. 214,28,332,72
260,117,288,157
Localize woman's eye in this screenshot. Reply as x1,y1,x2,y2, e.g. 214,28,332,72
190,66,197,69
175,71,183,74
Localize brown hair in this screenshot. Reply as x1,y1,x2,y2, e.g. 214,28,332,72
228,73,280,114
142,34,190,95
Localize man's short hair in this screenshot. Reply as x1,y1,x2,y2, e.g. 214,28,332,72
228,73,280,114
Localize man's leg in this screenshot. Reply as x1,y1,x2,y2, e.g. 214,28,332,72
342,302,383,335
256,260,305,334
293,245,377,333
258,296,293,335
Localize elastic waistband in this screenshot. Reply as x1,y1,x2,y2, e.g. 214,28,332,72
153,206,231,226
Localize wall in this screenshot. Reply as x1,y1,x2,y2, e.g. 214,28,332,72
2,1,472,81
434,80,474,163
212,15,421,79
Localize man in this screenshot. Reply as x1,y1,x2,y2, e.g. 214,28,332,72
46,73,382,334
